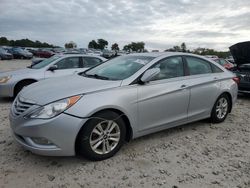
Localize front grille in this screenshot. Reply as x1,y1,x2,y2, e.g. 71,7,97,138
243,73,250,82
13,97,34,116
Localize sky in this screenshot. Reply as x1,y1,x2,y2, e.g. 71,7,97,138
0,0,249,51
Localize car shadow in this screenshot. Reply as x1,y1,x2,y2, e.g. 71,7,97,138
0,97,14,104
238,93,250,99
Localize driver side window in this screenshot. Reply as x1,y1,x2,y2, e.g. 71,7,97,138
55,57,81,69
151,56,184,81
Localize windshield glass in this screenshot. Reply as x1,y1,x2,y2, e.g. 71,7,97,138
84,55,154,80
31,55,60,69
0,48,6,53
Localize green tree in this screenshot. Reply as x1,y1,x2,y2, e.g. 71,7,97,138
111,43,119,51
97,39,108,50
181,42,187,52
0,37,9,45
88,40,98,49
88,39,108,49
0,36,54,47
65,41,77,49
123,42,145,52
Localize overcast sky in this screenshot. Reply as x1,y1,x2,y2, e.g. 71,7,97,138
0,0,249,51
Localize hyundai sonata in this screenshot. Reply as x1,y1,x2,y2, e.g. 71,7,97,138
9,52,238,160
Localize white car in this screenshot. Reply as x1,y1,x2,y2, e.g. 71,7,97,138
0,54,106,97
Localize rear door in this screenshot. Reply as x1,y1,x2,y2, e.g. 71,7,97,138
184,56,222,120
44,56,83,78
138,56,190,131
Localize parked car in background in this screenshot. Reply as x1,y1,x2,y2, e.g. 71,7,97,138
34,49,55,58
0,54,106,97
212,58,234,70
31,58,46,66
225,56,235,64
7,48,33,59
9,52,238,160
102,49,116,58
24,47,38,55
0,48,13,60
230,41,250,94
205,55,218,59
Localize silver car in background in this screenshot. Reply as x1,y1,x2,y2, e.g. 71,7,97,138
9,52,238,161
0,54,106,97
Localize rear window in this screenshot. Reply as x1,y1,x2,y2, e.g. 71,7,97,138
211,63,223,73
186,56,212,75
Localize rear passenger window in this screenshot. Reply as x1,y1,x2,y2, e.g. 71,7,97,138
211,63,223,73
83,57,103,68
55,57,81,69
186,56,212,75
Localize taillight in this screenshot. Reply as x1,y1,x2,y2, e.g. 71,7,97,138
232,77,240,84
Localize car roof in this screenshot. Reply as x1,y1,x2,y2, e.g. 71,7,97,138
55,54,106,59
126,52,196,58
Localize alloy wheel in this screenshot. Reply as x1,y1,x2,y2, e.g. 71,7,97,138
215,97,228,119
90,120,120,155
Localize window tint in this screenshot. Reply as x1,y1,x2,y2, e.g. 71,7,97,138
55,57,81,69
32,56,60,69
152,56,184,80
211,63,223,73
219,59,228,65
83,57,103,68
85,56,154,80
186,56,212,75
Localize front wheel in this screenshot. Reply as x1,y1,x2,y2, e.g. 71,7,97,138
210,94,230,123
76,111,126,161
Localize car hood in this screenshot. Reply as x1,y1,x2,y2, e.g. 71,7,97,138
229,41,250,65
0,68,35,76
0,52,12,56
19,75,122,105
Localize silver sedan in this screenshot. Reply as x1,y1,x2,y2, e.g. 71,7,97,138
0,54,106,97
9,52,238,161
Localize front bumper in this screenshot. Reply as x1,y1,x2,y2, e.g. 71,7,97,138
238,81,250,94
9,111,88,156
0,55,13,60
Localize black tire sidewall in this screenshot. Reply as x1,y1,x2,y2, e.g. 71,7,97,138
77,111,126,161
211,94,230,123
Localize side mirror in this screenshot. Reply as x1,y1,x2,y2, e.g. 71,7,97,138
140,68,160,83
48,65,58,71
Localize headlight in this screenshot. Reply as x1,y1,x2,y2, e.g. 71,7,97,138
0,76,11,83
25,95,82,119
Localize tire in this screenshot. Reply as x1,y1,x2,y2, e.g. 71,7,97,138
76,111,126,161
210,94,230,123
14,80,36,97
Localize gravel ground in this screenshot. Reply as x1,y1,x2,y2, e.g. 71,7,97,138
0,60,250,188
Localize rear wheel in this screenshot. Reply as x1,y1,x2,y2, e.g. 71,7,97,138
76,111,126,161
210,94,230,123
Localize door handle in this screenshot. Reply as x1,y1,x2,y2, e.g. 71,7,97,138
213,77,218,80
180,84,188,88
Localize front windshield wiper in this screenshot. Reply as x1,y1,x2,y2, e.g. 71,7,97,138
83,73,110,80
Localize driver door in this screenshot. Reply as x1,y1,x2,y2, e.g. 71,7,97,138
137,56,190,132
44,57,83,78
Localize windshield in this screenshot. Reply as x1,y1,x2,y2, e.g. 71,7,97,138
83,55,154,80
31,56,60,69
0,48,6,53
13,48,23,52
